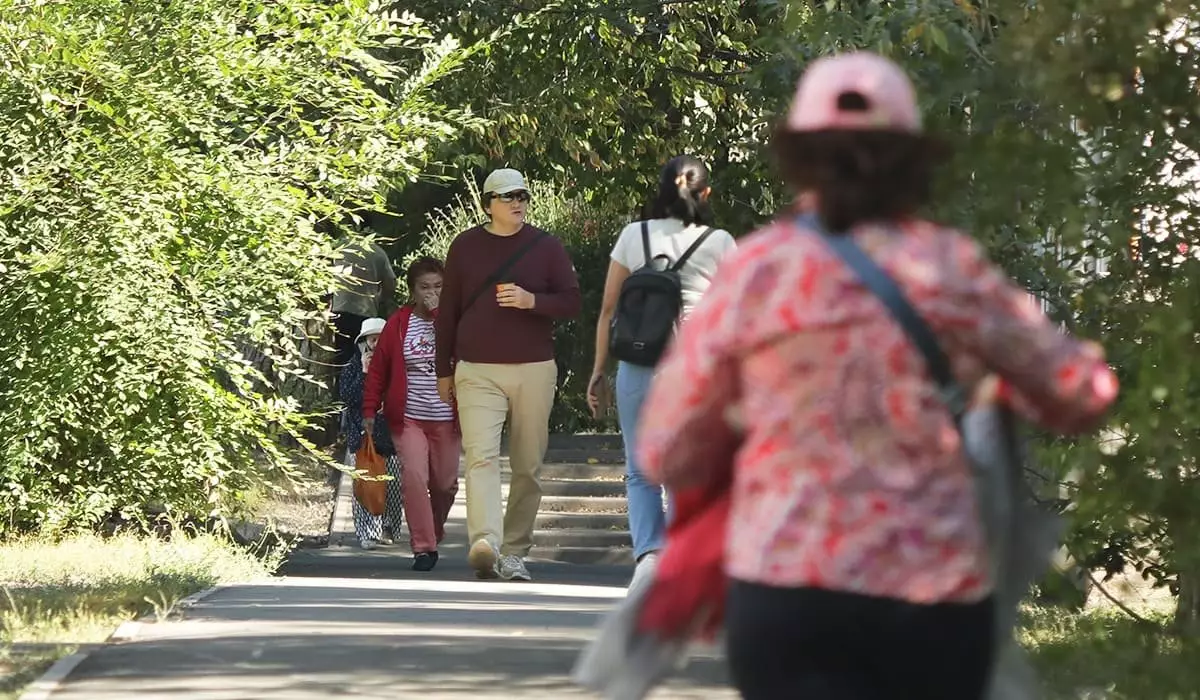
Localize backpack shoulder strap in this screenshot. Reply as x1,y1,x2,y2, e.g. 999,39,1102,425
799,214,967,423
669,226,717,273
640,220,652,268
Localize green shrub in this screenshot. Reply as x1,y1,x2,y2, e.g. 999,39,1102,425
0,0,475,534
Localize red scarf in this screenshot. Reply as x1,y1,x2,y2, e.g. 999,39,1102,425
635,471,732,641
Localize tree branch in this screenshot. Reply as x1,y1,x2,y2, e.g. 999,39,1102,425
662,66,749,88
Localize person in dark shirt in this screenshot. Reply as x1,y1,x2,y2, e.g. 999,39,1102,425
434,168,581,581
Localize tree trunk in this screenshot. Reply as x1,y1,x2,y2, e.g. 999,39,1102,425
1171,518,1200,637
1175,569,1200,636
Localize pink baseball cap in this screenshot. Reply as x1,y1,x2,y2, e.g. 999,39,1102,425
785,52,921,134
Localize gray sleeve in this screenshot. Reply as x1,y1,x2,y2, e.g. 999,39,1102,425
373,244,397,284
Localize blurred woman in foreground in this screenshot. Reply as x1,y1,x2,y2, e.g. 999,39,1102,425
635,52,1118,699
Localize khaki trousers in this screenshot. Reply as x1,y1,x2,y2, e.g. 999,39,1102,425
455,359,557,557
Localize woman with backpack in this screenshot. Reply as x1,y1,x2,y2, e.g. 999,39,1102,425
633,52,1119,698
586,155,737,585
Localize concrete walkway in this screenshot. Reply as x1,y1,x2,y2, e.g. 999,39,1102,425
38,470,734,698
47,576,732,699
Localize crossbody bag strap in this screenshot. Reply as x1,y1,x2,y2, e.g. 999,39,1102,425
799,214,968,423
461,230,548,313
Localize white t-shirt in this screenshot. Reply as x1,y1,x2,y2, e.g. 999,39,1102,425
610,218,737,318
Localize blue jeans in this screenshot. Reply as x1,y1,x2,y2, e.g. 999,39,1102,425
616,361,668,561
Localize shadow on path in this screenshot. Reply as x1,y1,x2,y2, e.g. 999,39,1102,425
51,577,733,699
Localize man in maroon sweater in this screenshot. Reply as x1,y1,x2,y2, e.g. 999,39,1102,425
434,168,582,581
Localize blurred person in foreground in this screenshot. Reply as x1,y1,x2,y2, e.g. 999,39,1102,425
635,51,1119,699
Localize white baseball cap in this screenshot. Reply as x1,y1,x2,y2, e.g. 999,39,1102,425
482,168,528,195
355,317,386,344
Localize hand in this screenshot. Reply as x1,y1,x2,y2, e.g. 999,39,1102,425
586,371,606,419
971,375,1001,409
422,290,440,311
437,377,455,405
496,283,535,310
363,416,375,435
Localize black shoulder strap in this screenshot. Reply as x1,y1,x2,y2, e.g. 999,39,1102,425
799,214,967,423
669,226,717,273
640,220,652,268
461,230,548,313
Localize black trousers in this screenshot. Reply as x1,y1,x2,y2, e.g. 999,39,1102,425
726,580,994,700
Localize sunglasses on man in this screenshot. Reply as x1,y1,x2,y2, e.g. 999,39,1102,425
494,191,531,203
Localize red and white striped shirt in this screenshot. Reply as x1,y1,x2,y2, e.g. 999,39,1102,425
403,315,454,422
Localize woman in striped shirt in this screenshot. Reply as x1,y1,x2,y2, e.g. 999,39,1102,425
364,256,461,572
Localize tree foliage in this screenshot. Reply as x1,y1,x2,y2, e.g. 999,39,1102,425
6,0,1200,654
0,0,475,532
791,0,1200,634
390,0,807,236
990,1,1200,635
400,0,1200,637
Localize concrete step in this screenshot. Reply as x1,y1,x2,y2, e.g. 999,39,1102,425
543,447,625,464
534,511,628,531
540,478,626,498
496,434,624,463
539,462,626,480
531,528,632,548
540,495,628,514
546,433,624,451
495,433,622,452
531,545,634,566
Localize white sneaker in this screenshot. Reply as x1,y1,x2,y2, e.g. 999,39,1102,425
359,538,377,551
629,552,659,592
498,554,532,582
468,539,499,579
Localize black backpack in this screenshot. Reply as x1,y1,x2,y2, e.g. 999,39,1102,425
609,221,715,367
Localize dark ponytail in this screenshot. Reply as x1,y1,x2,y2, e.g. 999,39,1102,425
644,155,714,226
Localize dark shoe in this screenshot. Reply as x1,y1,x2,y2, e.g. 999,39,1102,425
412,551,439,572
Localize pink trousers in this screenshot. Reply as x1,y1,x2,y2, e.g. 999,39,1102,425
395,418,461,553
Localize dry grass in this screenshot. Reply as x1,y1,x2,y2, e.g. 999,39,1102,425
0,533,279,699
236,448,339,547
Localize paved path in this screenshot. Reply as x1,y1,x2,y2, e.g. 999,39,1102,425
40,473,734,698
48,575,732,699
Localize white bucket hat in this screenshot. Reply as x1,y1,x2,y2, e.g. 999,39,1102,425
355,317,386,345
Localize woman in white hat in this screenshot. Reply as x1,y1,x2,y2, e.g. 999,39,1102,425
339,316,403,549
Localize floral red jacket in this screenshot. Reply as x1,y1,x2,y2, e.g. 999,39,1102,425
637,217,1118,604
